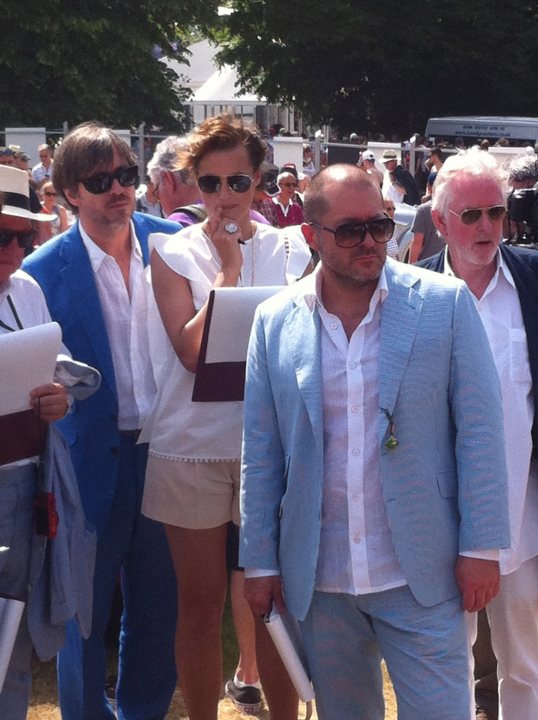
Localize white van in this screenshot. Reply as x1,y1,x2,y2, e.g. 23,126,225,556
425,116,538,144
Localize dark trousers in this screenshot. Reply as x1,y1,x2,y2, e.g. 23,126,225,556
473,609,498,719
57,438,177,720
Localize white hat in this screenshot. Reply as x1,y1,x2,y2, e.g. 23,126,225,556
381,149,398,163
362,150,376,161
0,166,55,221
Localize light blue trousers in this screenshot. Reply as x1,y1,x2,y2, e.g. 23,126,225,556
300,586,471,720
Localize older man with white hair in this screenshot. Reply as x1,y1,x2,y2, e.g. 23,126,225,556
147,135,201,223
421,149,538,720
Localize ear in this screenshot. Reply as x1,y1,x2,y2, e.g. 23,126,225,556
163,171,176,191
302,222,319,251
64,186,80,209
431,207,447,237
251,168,262,190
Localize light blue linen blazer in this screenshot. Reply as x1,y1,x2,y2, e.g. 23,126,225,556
240,259,510,620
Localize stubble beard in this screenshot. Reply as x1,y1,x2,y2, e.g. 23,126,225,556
325,253,385,290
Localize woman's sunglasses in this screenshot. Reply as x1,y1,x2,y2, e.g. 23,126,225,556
79,165,139,195
197,174,254,194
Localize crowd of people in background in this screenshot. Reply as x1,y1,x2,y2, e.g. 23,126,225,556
0,143,75,247
2,122,535,258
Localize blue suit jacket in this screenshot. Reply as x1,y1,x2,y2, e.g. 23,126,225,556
240,259,510,620
23,213,181,532
419,243,538,457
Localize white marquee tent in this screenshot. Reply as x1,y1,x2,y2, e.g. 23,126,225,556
164,39,298,131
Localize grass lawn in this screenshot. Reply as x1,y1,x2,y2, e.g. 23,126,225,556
28,597,397,719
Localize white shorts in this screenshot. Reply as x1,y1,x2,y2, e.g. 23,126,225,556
142,455,240,529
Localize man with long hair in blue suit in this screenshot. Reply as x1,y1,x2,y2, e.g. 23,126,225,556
24,123,179,720
240,164,510,720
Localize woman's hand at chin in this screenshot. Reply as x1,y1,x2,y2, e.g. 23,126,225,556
204,206,243,275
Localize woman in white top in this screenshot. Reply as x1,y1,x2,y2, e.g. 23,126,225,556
37,180,69,245
142,115,311,720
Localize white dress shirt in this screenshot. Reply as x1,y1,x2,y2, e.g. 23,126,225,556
0,270,51,332
310,268,406,594
444,248,538,574
246,267,406,591
31,162,53,186
80,222,155,430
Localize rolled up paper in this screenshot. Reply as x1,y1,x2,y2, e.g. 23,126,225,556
264,608,315,703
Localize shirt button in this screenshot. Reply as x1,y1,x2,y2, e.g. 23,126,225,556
349,362,357,370
110,447,119,455
352,493,360,502
351,405,358,413
351,448,360,457
353,534,361,544
331,323,338,330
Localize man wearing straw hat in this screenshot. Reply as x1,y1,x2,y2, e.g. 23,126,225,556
0,165,68,719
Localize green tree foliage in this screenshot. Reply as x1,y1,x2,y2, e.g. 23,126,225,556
208,0,538,136
1,0,219,129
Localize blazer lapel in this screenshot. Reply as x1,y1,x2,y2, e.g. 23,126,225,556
59,227,117,397
378,263,423,439
500,245,538,451
285,299,324,460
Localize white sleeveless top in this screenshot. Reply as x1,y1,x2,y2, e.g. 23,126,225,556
142,222,311,461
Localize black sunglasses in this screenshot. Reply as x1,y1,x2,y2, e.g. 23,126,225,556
448,205,506,226
310,216,395,248
197,174,254,194
0,229,36,249
80,165,139,195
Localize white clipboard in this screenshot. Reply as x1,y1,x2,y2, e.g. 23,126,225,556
0,322,62,415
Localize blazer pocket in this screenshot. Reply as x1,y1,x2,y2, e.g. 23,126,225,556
436,470,457,498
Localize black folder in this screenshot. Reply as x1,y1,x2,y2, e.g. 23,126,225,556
0,409,47,465
192,286,282,402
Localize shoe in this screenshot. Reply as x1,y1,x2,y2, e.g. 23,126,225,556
105,676,117,712
225,676,262,714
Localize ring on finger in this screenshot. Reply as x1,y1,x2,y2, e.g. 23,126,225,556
224,222,239,234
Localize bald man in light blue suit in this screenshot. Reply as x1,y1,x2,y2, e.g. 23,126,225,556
240,166,510,720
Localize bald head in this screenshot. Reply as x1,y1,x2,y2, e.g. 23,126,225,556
303,164,379,223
